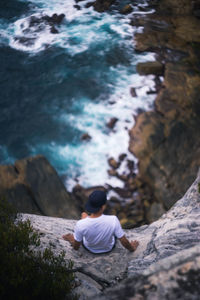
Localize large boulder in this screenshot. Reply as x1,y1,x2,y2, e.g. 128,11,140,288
136,61,164,76
0,155,80,218
93,0,116,12
21,168,200,299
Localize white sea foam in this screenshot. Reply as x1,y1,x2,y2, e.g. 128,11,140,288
1,0,157,191
0,146,15,165
51,72,155,190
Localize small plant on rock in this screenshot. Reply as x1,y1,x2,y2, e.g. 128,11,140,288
0,197,78,300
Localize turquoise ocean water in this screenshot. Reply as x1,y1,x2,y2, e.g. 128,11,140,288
0,0,156,190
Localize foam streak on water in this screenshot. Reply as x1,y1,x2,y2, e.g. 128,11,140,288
0,0,156,190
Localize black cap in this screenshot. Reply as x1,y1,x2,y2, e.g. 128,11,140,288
85,190,107,213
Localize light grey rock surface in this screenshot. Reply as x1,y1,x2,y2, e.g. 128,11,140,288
21,213,133,299
21,169,200,299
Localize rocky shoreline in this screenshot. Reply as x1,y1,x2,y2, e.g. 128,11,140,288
71,0,200,226
129,0,200,212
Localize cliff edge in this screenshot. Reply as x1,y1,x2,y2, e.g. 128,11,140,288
21,168,200,299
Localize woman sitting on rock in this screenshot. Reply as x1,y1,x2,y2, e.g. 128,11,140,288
62,190,139,254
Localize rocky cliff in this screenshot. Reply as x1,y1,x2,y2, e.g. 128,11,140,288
21,169,200,299
129,0,200,214
0,155,80,219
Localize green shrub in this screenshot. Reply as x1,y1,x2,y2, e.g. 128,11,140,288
0,198,78,300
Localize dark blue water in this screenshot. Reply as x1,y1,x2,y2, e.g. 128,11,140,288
0,0,155,189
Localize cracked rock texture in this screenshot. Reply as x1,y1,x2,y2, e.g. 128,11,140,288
21,169,200,299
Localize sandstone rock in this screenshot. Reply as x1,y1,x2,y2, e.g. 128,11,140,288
0,165,41,214
117,174,128,182
120,4,133,15
20,169,200,299
108,158,119,169
0,155,80,218
136,61,164,76
120,218,138,229
157,0,194,15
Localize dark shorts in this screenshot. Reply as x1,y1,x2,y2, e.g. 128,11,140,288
82,238,116,255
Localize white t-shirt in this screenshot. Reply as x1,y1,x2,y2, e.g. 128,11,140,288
74,214,124,253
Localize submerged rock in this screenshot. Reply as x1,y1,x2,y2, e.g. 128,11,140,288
16,13,65,45
21,169,200,299
81,133,92,141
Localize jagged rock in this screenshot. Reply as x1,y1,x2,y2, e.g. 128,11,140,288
106,117,118,129
130,87,137,97
0,155,80,218
136,61,164,76
20,169,200,299
42,13,65,25
127,160,134,172
85,2,95,8
14,36,36,46
50,26,59,34
118,153,127,161
74,5,81,10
